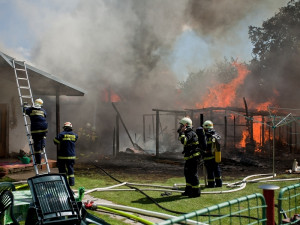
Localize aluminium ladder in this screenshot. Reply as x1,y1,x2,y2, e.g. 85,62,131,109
12,59,50,175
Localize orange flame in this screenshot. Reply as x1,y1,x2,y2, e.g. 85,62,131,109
102,89,121,102
196,62,249,108
239,129,248,148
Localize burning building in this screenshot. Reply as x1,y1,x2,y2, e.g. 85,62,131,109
139,62,300,161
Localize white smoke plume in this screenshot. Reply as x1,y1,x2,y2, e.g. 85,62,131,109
6,0,289,153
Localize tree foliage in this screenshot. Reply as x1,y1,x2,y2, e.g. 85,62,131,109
247,0,300,107
249,0,300,64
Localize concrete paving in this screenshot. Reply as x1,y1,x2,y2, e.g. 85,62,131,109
7,167,59,181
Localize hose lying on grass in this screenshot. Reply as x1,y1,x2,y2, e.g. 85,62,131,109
88,161,300,221
84,201,155,225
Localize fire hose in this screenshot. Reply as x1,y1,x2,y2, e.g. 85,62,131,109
90,161,275,221
84,200,155,225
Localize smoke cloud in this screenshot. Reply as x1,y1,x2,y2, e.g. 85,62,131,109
8,0,290,153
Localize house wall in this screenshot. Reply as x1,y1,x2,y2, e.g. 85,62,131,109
0,75,29,157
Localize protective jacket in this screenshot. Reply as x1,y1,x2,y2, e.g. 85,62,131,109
203,128,222,188
178,127,200,160
25,107,48,133
54,130,78,159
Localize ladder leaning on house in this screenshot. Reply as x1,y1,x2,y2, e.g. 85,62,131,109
12,59,50,175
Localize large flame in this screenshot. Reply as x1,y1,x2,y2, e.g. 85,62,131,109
193,61,277,151
196,62,249,108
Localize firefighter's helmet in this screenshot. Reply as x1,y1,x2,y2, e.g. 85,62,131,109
34,98,43,108
63,122,72,128
179,117,192,127
203,120,213,129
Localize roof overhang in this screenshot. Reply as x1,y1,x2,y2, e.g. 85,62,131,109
0,51,85,96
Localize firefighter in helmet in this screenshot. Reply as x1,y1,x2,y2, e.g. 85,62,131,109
54,122,78,186
177,117,201,198
24,98,48,165
202,120,222,188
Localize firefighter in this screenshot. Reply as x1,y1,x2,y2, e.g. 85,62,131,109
177,117,201,198
24,98,48,165
202,120,222,188
54,122,78,186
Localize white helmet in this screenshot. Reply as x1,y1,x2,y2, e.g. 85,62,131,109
34,98,43,108
203,120,213,129
63,122,72,128
179,117,192,126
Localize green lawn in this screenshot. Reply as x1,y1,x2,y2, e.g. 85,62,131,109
1,169,299,225
72,168,300,224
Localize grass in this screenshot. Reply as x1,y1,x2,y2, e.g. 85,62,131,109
72,167,300,224
1,168,299,224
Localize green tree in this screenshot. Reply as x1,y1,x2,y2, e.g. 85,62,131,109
247,0,300,106
249,0,300,63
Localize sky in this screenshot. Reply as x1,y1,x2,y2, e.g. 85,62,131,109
0,0,289,81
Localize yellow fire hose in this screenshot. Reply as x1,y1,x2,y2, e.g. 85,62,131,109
96,205,154,225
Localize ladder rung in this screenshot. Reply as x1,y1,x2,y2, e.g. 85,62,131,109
17,77,28,80
21,95,32,99
19,86,30,89
15,68,26,71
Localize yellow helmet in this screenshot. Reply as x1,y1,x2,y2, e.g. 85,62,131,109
179,117,192,126
34,98,43,108
203,120,213,129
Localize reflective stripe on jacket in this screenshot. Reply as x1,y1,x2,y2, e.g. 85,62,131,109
54,130,78,158
25,107,48,132
179,127,200,160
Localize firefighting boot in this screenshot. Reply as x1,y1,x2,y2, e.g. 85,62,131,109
207,181,215,188
215,178,222,187
189,187,201,198
181,186,192,196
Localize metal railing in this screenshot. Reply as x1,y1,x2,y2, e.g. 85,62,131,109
156,193,267,225
277,183,300,225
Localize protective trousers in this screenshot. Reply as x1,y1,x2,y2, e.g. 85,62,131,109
57,159,75,186
184,157,201,197
204,158,222,188
31,132,46,164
